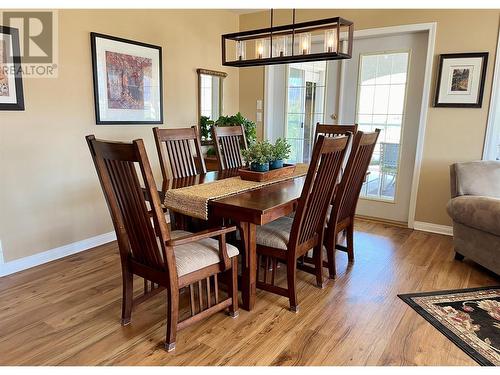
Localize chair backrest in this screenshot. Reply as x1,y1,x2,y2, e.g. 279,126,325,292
288,135,350,255
86,135,175,277
314,123,358,140
211,125,248,170
329,130,380,228
153,126,206,180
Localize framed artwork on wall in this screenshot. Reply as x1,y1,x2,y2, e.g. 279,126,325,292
434,52,488,108
90,32,163,124
0,26,24,111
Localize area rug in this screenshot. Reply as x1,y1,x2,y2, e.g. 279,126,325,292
399,286,500,366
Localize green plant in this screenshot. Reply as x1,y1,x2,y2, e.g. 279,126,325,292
215,112,257,146
242,140,273,165
271,138,291,161
199,115,214,141
206,146,216,157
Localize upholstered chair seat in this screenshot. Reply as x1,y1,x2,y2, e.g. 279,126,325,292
171,230,239,276
255,217,293,250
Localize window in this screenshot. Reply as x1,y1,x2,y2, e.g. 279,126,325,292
356,52,409,201
285,61,326,163
200,74,213,118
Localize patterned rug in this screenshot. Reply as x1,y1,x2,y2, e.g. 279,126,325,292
399,286,500,366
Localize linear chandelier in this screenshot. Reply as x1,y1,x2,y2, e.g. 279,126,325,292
222,10,353,67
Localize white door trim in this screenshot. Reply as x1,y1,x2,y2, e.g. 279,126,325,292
263,65,270,140
340,22,437,228
482,27,500,160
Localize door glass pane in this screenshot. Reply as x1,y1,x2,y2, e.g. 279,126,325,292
285,62,326,163
357,52,409,201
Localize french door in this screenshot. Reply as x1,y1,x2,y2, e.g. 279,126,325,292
266,30,429,224
285,61,326,163
329,32,428,223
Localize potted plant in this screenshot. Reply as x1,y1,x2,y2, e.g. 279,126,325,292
269,138,291,169
201,112,257,156
242,140,272,172
214,112,257,146
199,115,215,144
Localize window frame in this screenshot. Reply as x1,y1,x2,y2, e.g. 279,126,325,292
354,49,412,204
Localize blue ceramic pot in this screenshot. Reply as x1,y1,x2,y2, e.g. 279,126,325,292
269,159,284,170
250,162,269,172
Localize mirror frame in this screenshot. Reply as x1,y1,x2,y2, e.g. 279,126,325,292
197,68,227,145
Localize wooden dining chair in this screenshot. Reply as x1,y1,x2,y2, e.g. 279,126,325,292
153,126,206,183
323,129,381,279
314,123,358,140
86,135,239,352
254,135,350,312
211,125,248,171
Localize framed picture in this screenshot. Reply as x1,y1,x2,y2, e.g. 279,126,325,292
434,52,488,108
0,26,24,111
90,32,163,124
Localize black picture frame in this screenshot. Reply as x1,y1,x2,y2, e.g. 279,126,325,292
0,26,25,111
434,52,488,108
90,32,163,125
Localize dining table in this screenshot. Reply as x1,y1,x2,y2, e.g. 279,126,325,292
161,168,306,311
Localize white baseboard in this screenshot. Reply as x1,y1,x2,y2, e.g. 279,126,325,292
413,221,453,236
0,231,117,277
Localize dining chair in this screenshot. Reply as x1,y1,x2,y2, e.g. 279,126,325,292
211,124,248,171
314,123,358,140
254,135,350,312
153,126,206,182
86,135,239,352
323,129,381,279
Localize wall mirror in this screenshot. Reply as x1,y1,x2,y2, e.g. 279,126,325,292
197,68,227,144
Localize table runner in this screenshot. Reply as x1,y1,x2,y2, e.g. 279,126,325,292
164,163,309,220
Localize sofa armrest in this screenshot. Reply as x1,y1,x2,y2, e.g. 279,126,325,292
447,196,500,236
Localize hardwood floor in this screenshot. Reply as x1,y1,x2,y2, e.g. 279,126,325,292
0,219,498,365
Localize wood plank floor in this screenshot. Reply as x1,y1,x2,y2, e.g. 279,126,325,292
0,220,498,365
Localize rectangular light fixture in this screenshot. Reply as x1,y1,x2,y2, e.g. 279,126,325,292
222,16,353,67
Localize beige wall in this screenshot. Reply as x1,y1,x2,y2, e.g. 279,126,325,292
239,9,500,226
0,9,240,262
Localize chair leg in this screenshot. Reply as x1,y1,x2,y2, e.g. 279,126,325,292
165,288,179,352
287,260,299,312
228,257,239,318
313,244,325,288
326,246,336,279
326,230,337,279
121,269,133,325
346,223,354,262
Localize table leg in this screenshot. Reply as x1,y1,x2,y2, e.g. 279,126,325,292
239,221,257,311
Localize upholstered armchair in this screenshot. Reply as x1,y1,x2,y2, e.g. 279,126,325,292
447,161,500,275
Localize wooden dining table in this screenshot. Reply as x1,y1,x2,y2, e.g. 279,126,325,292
161,169,306,311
